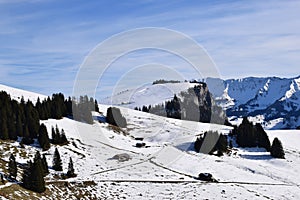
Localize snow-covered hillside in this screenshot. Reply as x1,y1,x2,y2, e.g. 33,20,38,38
0,84,300,199
100,82,199,109
0,84,47,104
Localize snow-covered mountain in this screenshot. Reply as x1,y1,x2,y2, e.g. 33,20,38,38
100,76,300,129
207,76,300,129
100,82,199,109
0,84,300,199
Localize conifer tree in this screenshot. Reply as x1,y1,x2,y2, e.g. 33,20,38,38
256,123,271,151
38,124,50,151
51,126,56,144
52,148,62,171
22,125,33,145
16,113,23,137
22,160,33,190
95,100,100,113
67,157,76,177
41,154,49,175
31,152,46,193
60,129,68,144
8,154,17,180
271,138,285,159
54,125,60,143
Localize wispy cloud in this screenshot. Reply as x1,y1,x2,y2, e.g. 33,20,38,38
0,0,299,98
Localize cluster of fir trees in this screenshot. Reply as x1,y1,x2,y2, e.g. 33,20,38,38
231,117,285,159
0,91,99,144
72,95,100,124
7,148,76,193
152,79,181,85
231,117,271,151
7,152,48,193
0,91,40,141
51,125,68,145
36,93,69,120
194,131,228,156
36,94,100,124
2,91,100,136
52,148,76,177
135,84,226,124
22,152,48,193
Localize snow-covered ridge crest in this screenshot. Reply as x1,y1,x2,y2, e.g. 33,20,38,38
0,84,47,104
100,82,199,109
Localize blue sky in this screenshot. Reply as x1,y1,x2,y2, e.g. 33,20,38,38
0,0,300,99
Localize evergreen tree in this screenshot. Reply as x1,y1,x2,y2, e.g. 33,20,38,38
41,154,49,175
60,129,68,144
236,117,256,147
22,125,33,145
16,113,23,137
22,160,33,190
8,154,17,180
214,134,228,155
31,152,46,193
271,138,285,159
38,124,50,151
256,124,271,151
66,157,76,177
51,126,56,144
95,100,100,113
52,148,63,171
0,117,9,140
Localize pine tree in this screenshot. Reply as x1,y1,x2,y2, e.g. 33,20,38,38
38,124,50,151
22,160,33,190
51,126,56,144
271,138,285,159
52,148,62,171
41,154,49,175
54,125,60,143
22,152,46,193
60,129,68,144
67,157,76,177
22,125,33,145
16,113,23,137
8,154,17,180
0,117,9,140
32,152,46,193
256,123,271,151
95,100,100,113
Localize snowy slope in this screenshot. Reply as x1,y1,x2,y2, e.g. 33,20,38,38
0,84,300,199
0,84,47,104
100,82,199,109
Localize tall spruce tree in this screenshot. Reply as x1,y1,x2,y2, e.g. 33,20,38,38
52,148,62,171
41,154,49,176
22,160,33,190
60,129,68,144
67,157,76,177
256,124,271,151
38,124,50,151
271,138,285,159
31,152,46,193
8,154,17,180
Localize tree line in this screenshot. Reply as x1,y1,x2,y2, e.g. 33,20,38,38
0,91,99,146
135,84,227,124
7,148,75,193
